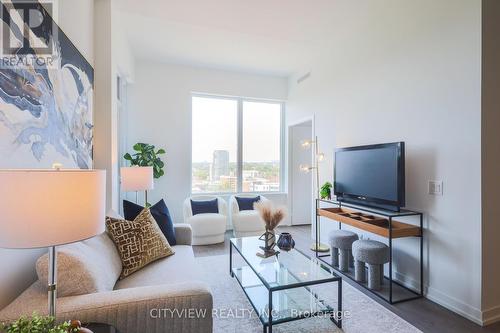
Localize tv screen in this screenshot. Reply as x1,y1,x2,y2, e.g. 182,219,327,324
334,142,405,211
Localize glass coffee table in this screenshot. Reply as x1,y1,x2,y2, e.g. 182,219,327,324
230,237,342,333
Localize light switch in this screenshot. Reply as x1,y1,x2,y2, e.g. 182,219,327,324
428,180,443,195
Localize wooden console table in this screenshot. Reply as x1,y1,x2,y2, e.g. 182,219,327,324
315,199,423,304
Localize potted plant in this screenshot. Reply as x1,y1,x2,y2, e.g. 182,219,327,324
123,143,166,179
1,313,92,333
320,181,333,200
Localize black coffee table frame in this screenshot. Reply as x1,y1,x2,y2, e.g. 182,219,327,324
230,238,342,333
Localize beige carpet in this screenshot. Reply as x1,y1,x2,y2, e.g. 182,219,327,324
196,255,421,333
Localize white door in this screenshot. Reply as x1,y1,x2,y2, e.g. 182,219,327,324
290,121,312,225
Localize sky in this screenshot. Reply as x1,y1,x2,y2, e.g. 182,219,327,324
192,96,281,163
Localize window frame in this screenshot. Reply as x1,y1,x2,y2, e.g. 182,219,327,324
191,92,285,195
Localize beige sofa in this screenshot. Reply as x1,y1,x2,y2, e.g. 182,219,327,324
0,224,213,333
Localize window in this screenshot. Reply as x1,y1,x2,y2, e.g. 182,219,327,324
192,96,238,193
192,95,283,193
242,101,281,192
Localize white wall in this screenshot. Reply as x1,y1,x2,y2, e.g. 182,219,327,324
126,62,288,224
56,0,94,65
0,0,95,310
113,10,135,82
286,0,483,324
94,0,135,212
93,0,117,212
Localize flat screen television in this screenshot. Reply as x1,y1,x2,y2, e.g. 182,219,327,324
334,142,405,212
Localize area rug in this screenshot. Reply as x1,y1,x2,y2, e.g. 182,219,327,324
195,255,421,333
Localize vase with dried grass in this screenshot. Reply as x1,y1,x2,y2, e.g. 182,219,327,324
254,201,287,256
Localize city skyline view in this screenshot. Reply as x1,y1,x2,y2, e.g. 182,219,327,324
192,150,280,193
192,96,282,193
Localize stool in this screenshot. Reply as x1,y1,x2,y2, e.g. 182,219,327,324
352,240,390,290
328,230,358,272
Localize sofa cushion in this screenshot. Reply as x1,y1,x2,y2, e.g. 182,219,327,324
114,245,199,290
106,208,174,279
191,199,219,215
36,232,122,297
235,196,260,211
123,199,177,246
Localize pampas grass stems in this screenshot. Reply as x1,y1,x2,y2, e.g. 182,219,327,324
254,200,287,231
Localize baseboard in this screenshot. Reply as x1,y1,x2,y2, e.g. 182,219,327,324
482,305,500,326
392,271,484,325
392,271,421,291
425,285,483,325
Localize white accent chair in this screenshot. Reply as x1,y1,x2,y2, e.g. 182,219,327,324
230,194,268,237
183,195,227,245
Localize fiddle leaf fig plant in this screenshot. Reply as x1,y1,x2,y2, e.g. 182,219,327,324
320,181,333,200
123,143,166,179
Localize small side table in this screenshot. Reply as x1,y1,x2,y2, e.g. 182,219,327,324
83,323,120,333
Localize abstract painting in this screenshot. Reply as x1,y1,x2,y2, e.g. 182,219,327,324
0,0,93,169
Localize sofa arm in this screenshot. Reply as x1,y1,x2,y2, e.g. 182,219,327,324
59,282,212,333
174,223,192,245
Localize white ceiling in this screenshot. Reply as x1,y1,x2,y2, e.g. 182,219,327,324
115,0,375,77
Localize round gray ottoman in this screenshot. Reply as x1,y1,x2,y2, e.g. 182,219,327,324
328,230,358,272
352,240,389,290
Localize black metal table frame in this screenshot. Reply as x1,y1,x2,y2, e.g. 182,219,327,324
229,239,342,333
315,199,423,304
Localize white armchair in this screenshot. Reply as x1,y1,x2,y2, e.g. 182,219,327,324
183,195,227,245
230,194,268,237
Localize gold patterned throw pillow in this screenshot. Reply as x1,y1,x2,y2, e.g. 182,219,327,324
106,208,174,279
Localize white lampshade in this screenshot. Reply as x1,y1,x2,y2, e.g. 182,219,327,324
0,169,106,249
121,166,154,192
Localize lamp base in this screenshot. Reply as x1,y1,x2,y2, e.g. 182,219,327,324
310,242,330,252
48,246,57,318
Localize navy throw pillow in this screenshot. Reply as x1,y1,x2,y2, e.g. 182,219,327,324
235,196,261,211
191,199,219,215
123,199,176,246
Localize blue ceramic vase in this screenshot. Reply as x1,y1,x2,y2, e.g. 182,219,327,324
277,232,295,251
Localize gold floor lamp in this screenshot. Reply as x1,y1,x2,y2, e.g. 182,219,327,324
300,136,330,252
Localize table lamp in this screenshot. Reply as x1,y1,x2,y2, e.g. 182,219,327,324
120,166,154,205
0,169,106,318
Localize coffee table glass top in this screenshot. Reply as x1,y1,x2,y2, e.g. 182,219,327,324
230,237,339,290
233,266,334,324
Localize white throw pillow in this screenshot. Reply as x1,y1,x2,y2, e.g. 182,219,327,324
36,233,122,297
